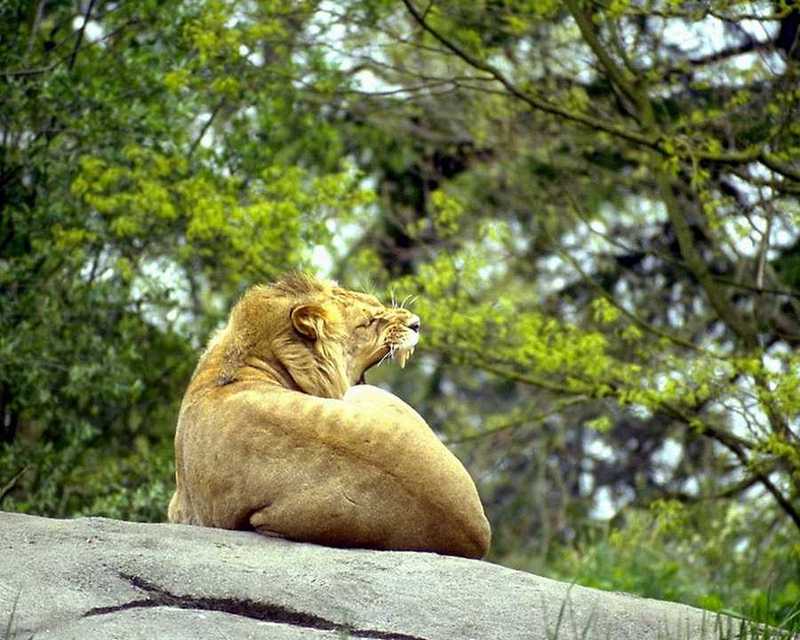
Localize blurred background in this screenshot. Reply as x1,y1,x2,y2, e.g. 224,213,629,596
2,0,799,625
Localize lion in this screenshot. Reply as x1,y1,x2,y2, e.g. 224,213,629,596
167,273,491,559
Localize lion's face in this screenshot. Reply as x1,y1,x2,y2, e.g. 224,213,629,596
337,292,420,384
219,274,420,399
288,286,420,396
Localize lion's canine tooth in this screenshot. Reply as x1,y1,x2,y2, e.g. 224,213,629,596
398,348,409,368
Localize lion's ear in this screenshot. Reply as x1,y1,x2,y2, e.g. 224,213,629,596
291,304,328,340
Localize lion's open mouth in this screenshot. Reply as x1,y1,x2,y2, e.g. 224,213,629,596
356,344,416,384
393,344,415,369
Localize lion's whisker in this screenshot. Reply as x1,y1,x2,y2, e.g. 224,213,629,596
377,346,394,368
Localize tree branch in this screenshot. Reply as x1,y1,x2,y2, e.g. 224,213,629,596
564,0,641,111
759,152,800,183
399,0,658,150
446,398,585,444
661,39,775,79
660,402,800,531
0,466,28,504
399,0,770,168
655,172,759,349
68,0,99,71
189,101,224,158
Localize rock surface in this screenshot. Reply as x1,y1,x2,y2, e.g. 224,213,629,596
1,511,735,639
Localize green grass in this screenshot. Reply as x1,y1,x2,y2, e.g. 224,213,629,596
495,502,800,633
539,594,800,640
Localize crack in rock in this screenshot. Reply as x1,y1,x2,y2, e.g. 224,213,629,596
82,573,430,640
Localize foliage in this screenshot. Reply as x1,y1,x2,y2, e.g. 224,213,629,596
0,0,368,518
1,0,799,627
328,0,800,623
542,500,800,626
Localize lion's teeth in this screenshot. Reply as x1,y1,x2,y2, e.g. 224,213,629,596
395,346,415,369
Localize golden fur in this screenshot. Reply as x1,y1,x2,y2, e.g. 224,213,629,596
167,274,491,558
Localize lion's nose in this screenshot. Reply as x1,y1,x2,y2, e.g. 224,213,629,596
407,316,421,333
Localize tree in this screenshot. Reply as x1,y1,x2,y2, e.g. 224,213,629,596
316,0,800,617
1,0,798,622
0,0,368,518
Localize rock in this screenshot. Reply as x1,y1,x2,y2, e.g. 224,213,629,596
0,511,740,639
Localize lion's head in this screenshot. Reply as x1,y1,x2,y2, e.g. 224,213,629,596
214,273,420,399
